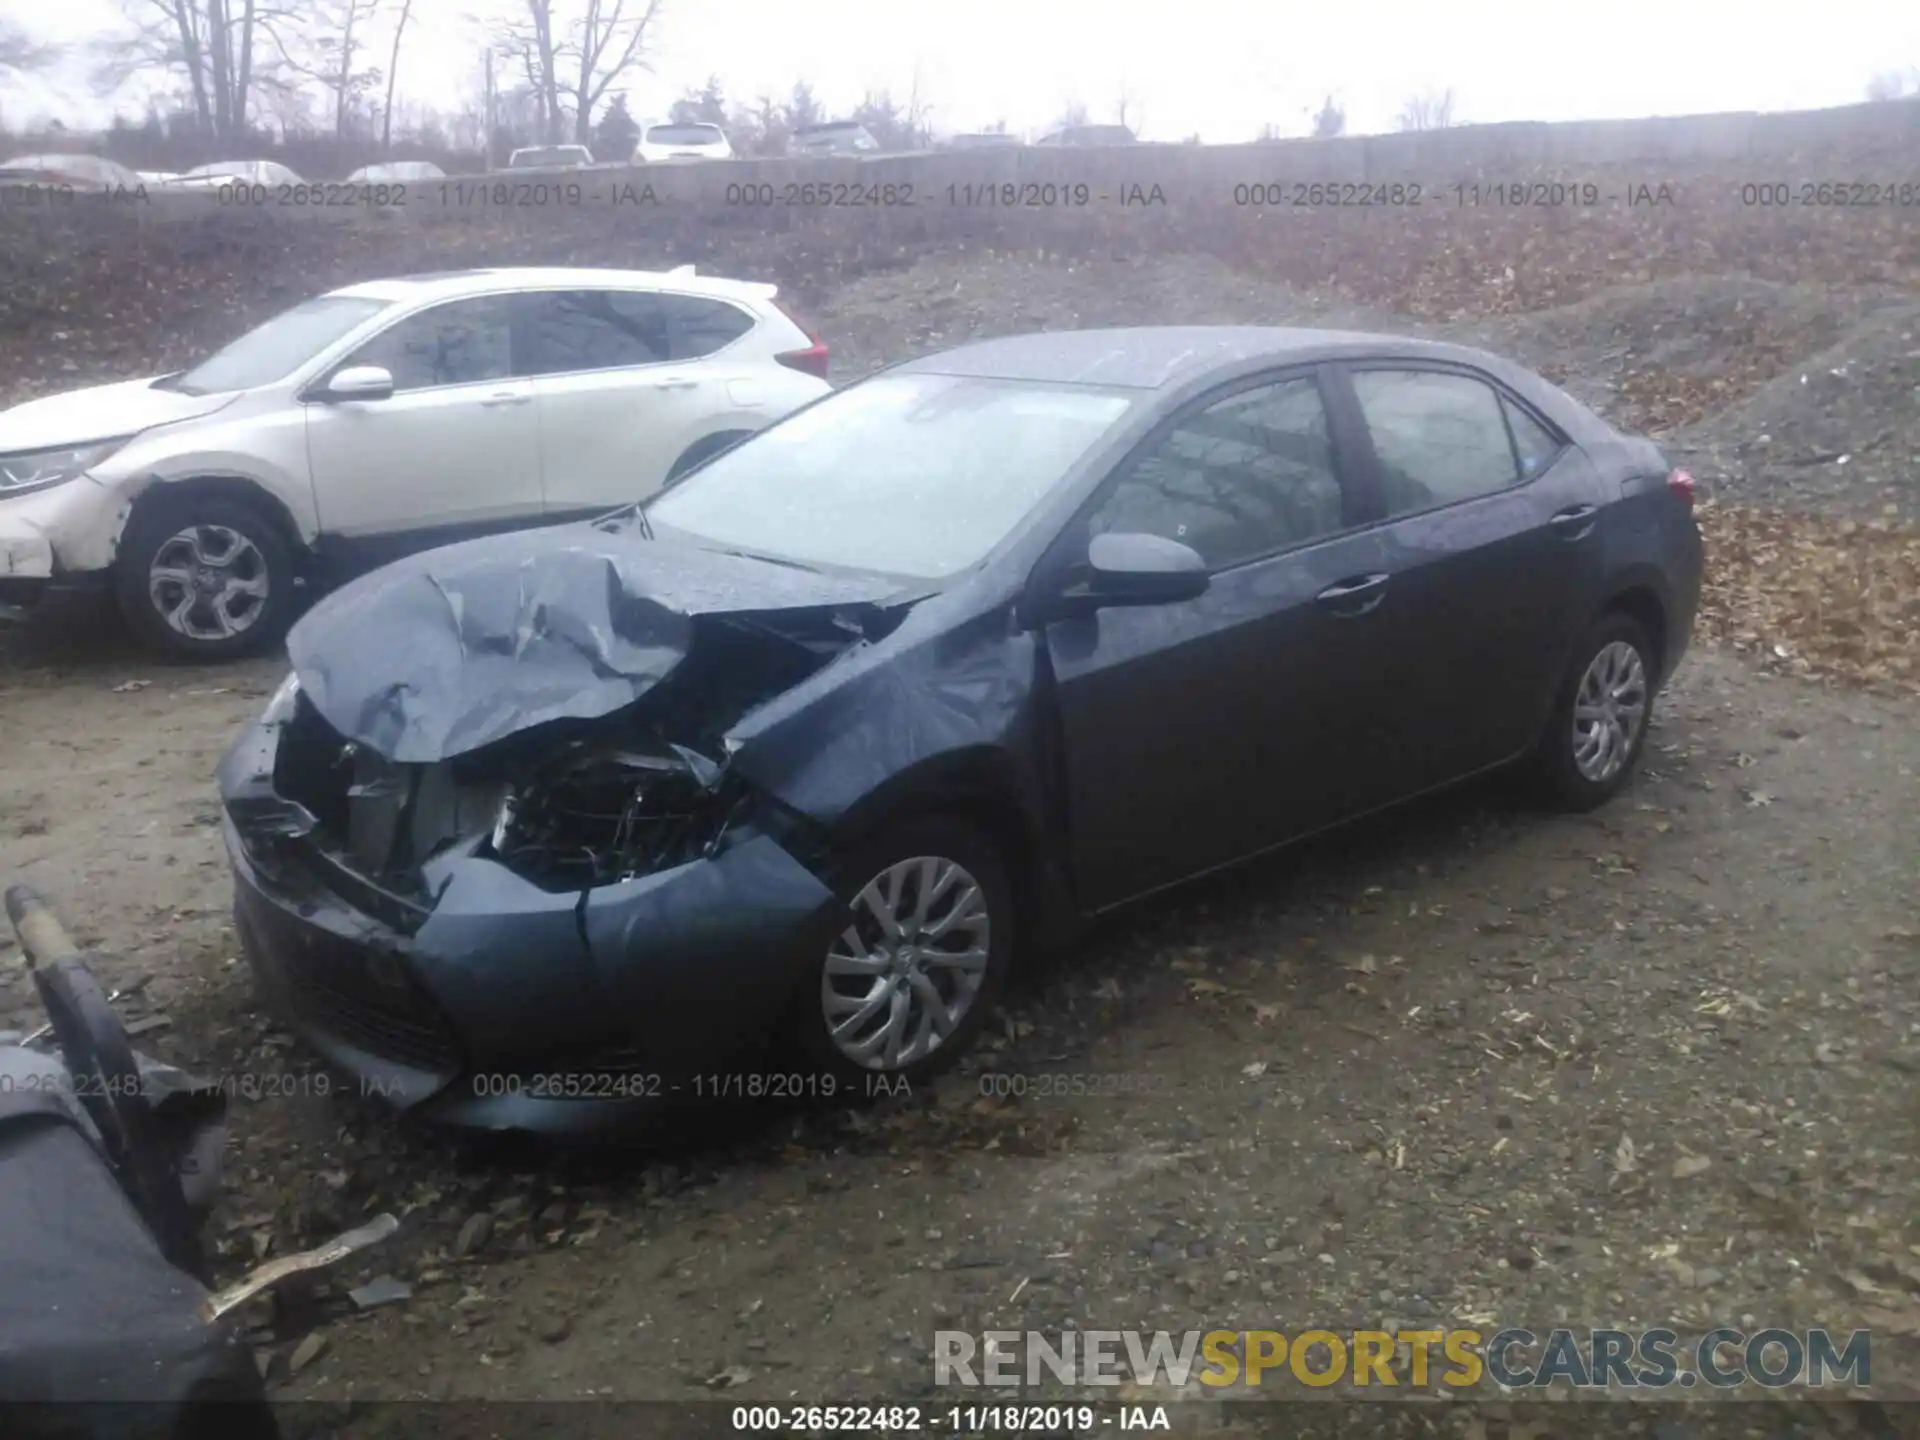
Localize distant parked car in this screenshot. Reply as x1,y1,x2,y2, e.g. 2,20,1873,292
0,154,144,191
171,160,305,188
0,265,832,659
634,122,734,163
790,121,880,156
344,161,447,183
1035,124,1137,146
137,169,180,184
506,144,594,170
944,133,1021,150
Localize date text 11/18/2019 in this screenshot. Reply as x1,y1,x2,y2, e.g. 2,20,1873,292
729,1404,1169,1433
461,1070,913,1102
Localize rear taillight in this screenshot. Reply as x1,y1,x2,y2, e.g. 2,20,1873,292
1667,467,1696,509
771,300,830,380
776,342,830,380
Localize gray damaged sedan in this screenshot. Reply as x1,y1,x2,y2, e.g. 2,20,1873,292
219,327,1703,1135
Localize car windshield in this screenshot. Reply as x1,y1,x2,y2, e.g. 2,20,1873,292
647,125,723,145
643,373,1136,580
162,295,392,395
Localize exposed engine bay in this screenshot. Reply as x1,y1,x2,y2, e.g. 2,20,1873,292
268,604,888,902
487,742,733,888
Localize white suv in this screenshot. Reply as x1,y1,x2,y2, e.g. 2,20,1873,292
634,123,734,163
0,266,832,659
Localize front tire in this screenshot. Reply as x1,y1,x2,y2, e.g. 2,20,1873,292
1529,611,1656,811
114,492,296,661
788,816,1016,1087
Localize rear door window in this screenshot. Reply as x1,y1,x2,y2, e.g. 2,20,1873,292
522,290,671,374
1350,369,1523,517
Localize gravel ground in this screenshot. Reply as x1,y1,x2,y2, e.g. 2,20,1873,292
1,249,1917,1427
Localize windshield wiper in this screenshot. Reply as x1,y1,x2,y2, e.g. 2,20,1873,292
592,502,652,539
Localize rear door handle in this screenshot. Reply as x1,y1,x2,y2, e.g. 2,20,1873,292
1550,504,1598,540
480,388,531,407
654,376,700,391
1315,572,1390,617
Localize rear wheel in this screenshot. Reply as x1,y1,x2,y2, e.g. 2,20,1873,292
114,492,296,661
788,816,1015,1087
1529,611,1656,811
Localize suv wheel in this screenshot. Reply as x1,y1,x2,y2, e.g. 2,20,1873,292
789,816,1015,1087
114,493,296,661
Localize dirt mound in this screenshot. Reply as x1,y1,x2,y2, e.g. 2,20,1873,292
1453,276,1910,430
1665,304,1920,522
817,251,1407,378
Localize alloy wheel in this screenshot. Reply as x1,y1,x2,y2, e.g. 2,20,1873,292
821,855,992,1070
1571,639,1648,784
147,524,271,643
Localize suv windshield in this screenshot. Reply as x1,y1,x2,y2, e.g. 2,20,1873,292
646,125,724,145
644,374,1135,580
163,295,392,395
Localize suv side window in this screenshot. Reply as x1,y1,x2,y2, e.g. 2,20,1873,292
662,295,754,360
1350,369,1522,516
523,290,671,374
344,296,515,392
1088,375,1345,569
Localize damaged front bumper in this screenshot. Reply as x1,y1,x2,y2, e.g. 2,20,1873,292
0,480,122,607
218,713,842,1137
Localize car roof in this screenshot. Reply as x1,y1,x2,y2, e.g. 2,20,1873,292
893,325,1520,391
325,266,777,305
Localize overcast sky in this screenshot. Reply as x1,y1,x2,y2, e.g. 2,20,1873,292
4,0,1916,142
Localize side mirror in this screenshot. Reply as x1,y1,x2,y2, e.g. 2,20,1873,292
1043,531,1210,617
322,365,394,402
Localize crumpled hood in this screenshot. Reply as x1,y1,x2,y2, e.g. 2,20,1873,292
0,376,236,453
287,525,914,763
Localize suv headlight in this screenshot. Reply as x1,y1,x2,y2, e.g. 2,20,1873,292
0,437,131,497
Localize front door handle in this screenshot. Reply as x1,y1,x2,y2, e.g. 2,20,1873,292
481,389,531,407
654,377,700,392
1315,572,1390,617
1550,504,1598,540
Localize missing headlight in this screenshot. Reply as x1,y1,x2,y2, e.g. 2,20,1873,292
487,743,737,888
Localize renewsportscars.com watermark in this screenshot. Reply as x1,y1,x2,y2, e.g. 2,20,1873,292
934,1327,1872,1391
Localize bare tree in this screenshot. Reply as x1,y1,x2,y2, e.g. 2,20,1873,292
562,0,665,143
99,0,290,140
380,0,413,147
1865,68,1919,101
0,19,63,73
494,0,564,142
492,0,663,145
1395,87,1458,131
1052,99,1089,133
274,0,384,139
902,63,933,148
1114,85,1142,136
